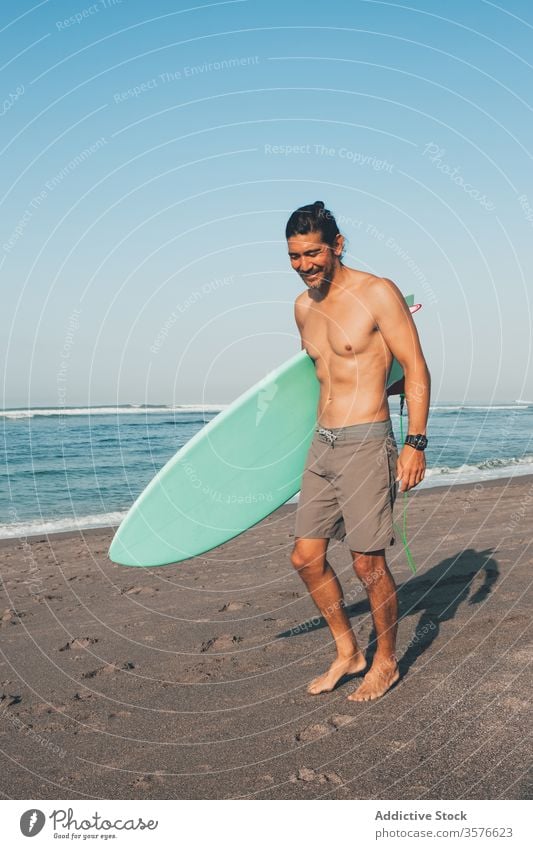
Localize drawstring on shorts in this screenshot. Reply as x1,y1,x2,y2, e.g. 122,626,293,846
316,426,339,447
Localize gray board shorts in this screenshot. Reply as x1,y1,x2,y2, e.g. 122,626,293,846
294,419,399,553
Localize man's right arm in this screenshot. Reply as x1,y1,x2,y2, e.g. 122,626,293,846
294,293,309,350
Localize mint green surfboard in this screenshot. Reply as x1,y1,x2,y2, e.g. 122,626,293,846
109,295,415,567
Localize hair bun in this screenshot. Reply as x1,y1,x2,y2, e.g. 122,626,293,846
285,200,341,249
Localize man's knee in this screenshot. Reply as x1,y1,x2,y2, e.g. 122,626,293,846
290,539,327,576
352,550,386,583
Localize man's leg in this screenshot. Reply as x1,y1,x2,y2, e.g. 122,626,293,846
290,537,366,694
347,549,400,701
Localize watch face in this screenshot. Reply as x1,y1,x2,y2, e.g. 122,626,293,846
407,434,427,449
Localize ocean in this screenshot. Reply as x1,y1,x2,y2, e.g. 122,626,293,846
1,402,532,539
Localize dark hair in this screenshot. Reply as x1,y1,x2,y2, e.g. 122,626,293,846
285,200,343,249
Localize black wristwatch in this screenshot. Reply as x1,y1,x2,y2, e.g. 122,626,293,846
404,433,428,451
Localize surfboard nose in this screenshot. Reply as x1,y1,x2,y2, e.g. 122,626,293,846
108,534,135,567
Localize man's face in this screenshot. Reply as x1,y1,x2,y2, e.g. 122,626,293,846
287,231,338,288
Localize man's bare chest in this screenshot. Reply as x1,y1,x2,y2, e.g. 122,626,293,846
302,303,379,360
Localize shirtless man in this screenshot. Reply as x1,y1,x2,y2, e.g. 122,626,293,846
288,201,431,701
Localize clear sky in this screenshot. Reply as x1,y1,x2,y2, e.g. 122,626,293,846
1,0,532,407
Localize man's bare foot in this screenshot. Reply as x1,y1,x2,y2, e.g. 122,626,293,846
307,652,367,695
347,659,400,702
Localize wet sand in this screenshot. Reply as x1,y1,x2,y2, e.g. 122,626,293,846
0,475,532,799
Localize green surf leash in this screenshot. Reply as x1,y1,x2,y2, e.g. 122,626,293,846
394,392,417,574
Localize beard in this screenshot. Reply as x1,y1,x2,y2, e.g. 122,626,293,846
304,269,334,288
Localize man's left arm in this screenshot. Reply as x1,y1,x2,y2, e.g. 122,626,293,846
370,277,431,492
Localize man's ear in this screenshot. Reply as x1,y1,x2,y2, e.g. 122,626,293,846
334,233,344,257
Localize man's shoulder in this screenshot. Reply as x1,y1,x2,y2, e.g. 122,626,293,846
294,290,312,331
363,274,403,305
294,290,312,311
344,269,393,292
349,274,406,326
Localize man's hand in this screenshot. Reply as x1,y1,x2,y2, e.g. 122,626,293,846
396,445,426,492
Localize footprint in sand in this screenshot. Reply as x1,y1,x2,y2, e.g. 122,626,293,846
82,661,136,678
122,586,158,596
293,714,354,743
294,723,330,742
73,692,94,702
131,774,165,792
180,666,212,683
200,634,243,652
0,693,22,706
289,767,344,787
218,601,250,612
329,714,354,730
33,702,68,717
59,637,99,652
1,609,24,627
81,668,104,679
108,710,132,721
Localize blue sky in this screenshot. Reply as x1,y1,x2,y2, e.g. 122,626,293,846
1,0,532,406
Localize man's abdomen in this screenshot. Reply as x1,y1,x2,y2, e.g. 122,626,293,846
313,350,392,428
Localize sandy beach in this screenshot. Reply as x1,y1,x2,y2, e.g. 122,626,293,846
0,475,531,800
